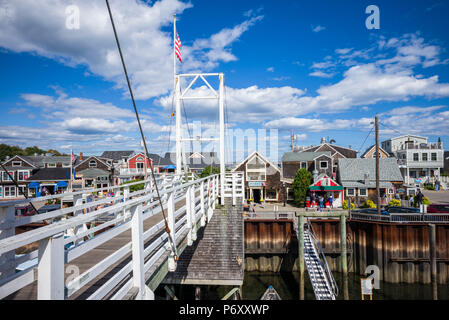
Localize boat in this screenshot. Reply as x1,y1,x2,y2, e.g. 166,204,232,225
260,286,281,300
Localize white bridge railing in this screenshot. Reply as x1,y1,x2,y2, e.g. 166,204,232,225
0,172,244,300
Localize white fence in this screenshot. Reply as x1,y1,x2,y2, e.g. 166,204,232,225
0,172,244,300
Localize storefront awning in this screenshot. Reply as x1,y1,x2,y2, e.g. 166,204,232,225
309,186,343,191
163,165,176,170
57,181,68,188
28,182,40,188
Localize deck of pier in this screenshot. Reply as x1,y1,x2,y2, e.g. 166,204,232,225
162,198,244,286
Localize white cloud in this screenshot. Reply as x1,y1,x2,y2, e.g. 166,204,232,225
312,25,326,33
335,48,353,55
267,67,274,72
309,70,334,78
0,0,261,100
264,117,353,132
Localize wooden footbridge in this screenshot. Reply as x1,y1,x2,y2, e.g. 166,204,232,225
0,172,244,300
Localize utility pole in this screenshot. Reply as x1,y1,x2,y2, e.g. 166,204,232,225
375,115,381,215
290,129,294,152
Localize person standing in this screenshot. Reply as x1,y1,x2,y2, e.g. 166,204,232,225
329,193,333,208
318,195,324,212
415,189,424,208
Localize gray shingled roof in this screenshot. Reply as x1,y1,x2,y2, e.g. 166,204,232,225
338,158,403,188
165,152,219,169
28,168,71,181
282,151,332,162
100,151,135,161
22,155,71,167
77,168,109,178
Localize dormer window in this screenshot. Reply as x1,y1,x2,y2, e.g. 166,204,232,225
12,161,22,167
89,160,97,168
47,163,56,168
246,154,266,181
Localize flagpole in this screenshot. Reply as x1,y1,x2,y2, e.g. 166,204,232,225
173,14,176,90
70,147,73,192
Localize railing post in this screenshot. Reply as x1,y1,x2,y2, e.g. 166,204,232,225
0,205,16,281
72,193,86,245
232,173,236,206
207,178,213,222
37,233,65,300
167,191,177,272
200,181,206,227
123,185,130,222
190,184,197,241
186,185,193,246
130,204,145,300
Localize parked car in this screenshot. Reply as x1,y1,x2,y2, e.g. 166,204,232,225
37,204,61,214
385,206,420,214
427,204,449,213
15,205,37,217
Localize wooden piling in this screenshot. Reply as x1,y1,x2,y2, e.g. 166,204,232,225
429,224,437,300
340,213,349,300
298,215,305,300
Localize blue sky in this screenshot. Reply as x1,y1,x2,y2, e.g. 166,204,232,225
1,0,449,163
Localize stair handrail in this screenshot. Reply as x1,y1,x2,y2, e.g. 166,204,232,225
306,220,339,298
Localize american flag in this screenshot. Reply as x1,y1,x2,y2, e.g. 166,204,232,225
175,33,182,63
71,152,75,164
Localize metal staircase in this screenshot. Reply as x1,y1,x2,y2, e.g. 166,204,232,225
298,220,338,300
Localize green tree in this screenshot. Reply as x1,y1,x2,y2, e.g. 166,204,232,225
200,166,220,178
291,168,313,207
0,144,24,161
23,146,46,156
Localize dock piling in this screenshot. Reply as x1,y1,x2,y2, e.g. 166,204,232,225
298,214,305,300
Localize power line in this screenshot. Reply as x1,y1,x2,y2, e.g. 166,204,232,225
356,125,375,154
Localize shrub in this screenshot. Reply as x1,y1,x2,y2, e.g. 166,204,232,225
342,200,355,210
291,168,313,207
423,197,431,206
362,199,376,208
424,184,435,190
388,199,401,207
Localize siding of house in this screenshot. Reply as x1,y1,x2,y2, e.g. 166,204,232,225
75,157,110,171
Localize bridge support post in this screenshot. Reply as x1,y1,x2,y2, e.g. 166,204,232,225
0,206,16,282
298,214,305,300
130,204,146,300
37,234,65,300
200,181,206,227
429,224,438,300
340,213,349,300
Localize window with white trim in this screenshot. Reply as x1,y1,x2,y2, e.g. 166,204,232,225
301,162,307,169
18,170,29,181
89,160,97,168
246,155,266,181
388,188,394,194
431,153,437,161
2,171,14,181
359,188,367,197
320,161,328,169
422,153,428,161
12,161,21,167
18,186,27,197
47,163,56,168
0,186,2,197
4,186,16,197
346,188,355,196
62,163,71,168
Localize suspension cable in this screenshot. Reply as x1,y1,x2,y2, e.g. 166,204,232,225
105,0,177,257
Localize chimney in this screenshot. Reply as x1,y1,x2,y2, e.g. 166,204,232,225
80,152,83,161
364,172,370,186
